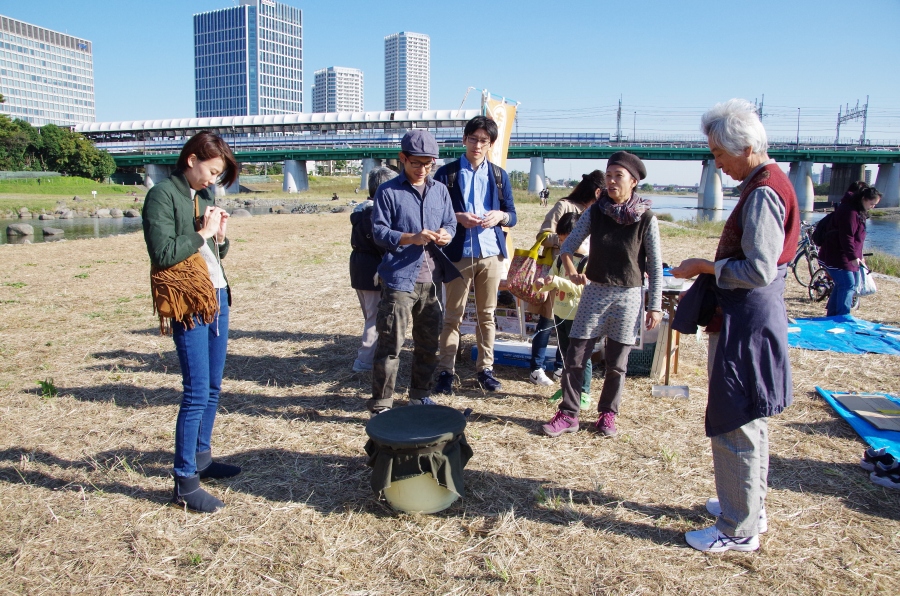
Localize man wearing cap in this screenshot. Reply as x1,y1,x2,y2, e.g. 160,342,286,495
368,130,461,416
541,151,663,438
432,115,517,395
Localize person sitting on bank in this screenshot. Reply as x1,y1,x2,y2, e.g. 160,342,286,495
349,166,398,373
368,130,460,416
432,115,517,395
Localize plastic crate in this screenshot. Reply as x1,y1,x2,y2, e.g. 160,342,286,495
627,342,657,376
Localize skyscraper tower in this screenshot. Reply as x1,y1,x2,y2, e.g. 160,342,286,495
0,14,94,126
312,67,364,113
194,0,302,117
384,32,430,111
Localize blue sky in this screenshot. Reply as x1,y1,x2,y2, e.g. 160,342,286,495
4,0,899,184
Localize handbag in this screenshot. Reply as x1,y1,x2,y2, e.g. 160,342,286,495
858,264,877,296
506,232,554,303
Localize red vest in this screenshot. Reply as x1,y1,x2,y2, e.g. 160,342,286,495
715,162,800,265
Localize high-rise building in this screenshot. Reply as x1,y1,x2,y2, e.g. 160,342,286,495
312,67,364,113
194,0,302,118
384,32,429,111
0,14,94,126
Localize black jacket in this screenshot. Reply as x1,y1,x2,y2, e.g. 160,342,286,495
350,204,384,291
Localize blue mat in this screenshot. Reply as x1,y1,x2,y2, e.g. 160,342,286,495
788,315,900,355
816,387,900,460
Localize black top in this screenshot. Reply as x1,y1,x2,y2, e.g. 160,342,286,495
349,205,384,291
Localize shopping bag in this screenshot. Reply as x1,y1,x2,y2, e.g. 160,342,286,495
506,232,554,304
858,265,877,296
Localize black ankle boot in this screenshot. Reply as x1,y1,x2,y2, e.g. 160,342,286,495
196,450,242,480
173,474,224,513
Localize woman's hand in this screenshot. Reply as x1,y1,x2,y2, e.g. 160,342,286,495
533,277,546,290
671,258,715,279
216,210,229,243
199,206,225,240
568,273,587,286
645,310,662,330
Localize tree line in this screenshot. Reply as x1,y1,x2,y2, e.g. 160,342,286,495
0,115,117,181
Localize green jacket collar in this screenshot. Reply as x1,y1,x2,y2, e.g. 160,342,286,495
170,171,192,198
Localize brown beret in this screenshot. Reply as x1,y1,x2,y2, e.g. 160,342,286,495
607,151,647,181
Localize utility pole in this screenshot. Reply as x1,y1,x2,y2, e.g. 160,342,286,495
755,94,764,121
796,108,800,148
615,96,622,142
836,98,868,145
633,111,636,141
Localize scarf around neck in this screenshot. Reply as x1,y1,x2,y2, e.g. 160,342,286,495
597,190,652,225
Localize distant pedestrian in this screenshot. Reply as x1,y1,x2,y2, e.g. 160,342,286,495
332,192,339,201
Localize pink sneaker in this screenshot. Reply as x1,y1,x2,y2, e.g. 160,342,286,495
593,410,617,436
542,411,579,437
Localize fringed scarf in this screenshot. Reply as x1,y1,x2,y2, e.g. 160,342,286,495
596,190,652,225
150,252,219,335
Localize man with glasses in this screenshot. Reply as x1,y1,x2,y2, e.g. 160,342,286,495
368,130,460,416
432,116,517,395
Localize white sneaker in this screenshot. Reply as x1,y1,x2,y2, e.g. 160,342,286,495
529,369,554,387
685,525,759,553
706,497,767,533
352,359,373,373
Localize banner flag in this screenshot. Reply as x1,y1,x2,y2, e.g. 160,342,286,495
482,92,517,169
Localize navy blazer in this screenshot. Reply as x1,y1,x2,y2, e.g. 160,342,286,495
433,159,517,262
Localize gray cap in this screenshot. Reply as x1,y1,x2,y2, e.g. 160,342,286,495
401,129,439,158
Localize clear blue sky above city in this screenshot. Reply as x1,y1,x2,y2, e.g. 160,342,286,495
4,0,899,184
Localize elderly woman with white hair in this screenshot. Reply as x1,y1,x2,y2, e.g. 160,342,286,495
672,99,800,553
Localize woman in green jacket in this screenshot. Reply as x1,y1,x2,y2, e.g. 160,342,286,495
142,131,239,513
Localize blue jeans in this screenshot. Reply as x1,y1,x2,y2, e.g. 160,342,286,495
530,316,563,372
172,287,229,478
825,267,858,317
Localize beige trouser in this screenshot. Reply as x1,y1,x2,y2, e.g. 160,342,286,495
438,255,504,373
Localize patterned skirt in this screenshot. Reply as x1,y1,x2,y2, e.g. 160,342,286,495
569,283,643,345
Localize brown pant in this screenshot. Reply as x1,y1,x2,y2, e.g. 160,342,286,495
560,337,631,417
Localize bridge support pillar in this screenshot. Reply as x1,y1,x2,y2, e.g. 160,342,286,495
216,166,241,196
701,160,723,211
360,158,383,194
874,163,900,208
827,164,865,204
528,157,546,195
144,164,173,189
790,162,815,212
283,160,309,193
697,160,709,208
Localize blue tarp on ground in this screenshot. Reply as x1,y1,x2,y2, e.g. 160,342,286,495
816,387,900,460
787,315,900,355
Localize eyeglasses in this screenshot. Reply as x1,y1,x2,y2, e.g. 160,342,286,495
406,158,434,169
465,136,492,147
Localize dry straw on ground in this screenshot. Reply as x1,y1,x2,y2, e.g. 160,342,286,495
1,203,898,595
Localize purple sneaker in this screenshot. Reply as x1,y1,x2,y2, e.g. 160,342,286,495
593,410,617,437
542,411,579,437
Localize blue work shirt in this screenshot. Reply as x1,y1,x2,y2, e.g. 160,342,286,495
458,155,501,258
371,170,461,292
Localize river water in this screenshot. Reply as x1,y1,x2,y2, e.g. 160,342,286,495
2,196,899,258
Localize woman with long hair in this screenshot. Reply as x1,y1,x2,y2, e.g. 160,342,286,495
142,131,240,513
817,182,882,316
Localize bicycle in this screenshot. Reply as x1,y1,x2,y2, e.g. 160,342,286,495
808,254,872,307
790,221,819,287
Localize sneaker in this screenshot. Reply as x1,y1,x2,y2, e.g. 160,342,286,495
541,411,579,437
685,525,759,553
352,359,373,373
706,497,768,533
861,447,897,472
432,371,454,396
593,410,617,437
870,467,900,490
529,368,554,387
553,367,564,381
410,396,437,406
580,393,592,409
477,368,502,392
369,407,390,418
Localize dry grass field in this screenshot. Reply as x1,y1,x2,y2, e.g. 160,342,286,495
1,202,898,595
